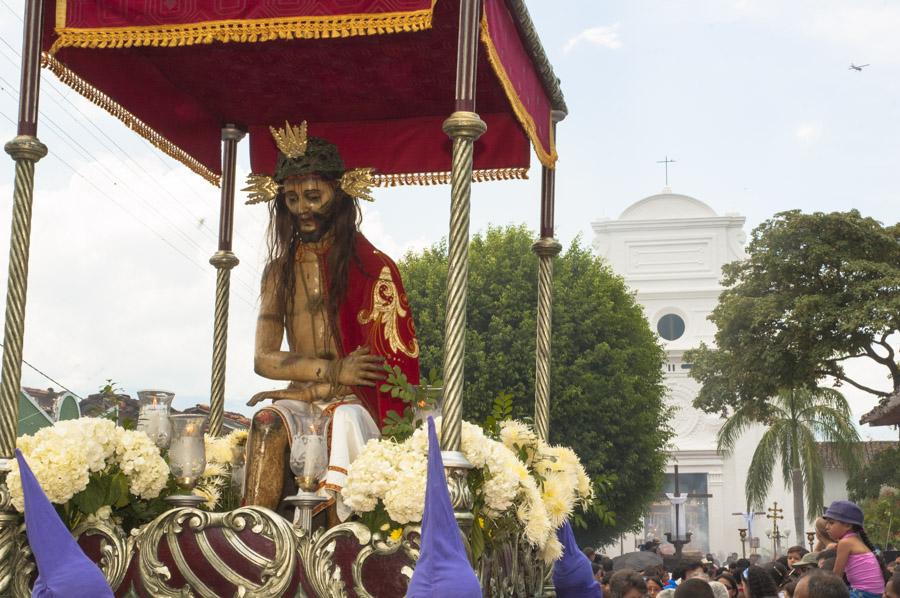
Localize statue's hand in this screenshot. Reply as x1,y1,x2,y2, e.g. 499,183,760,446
337,346,386,387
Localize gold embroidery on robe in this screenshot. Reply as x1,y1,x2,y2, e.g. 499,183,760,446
358,266,420,358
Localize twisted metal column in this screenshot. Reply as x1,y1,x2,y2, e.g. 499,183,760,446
0,139,45,458
532,238,561,441
208,125,244,437
532,110,565,442
208,251,239,436
440,112,485,453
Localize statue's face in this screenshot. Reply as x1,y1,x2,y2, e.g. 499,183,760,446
283,175,336,242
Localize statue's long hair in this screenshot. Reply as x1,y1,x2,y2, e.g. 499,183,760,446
263,180,362,346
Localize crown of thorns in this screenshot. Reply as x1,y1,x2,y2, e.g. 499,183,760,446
243,121,375,204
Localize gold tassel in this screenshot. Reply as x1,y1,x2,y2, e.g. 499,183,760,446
372,168,528,187
41,52,220,186
49,3,436,55
480,12,558,169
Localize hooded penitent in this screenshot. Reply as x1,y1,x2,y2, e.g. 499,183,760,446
406,417,481,598
15,449,113,598
552,521,602,598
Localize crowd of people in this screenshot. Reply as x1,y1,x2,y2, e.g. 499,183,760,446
578,501,899,598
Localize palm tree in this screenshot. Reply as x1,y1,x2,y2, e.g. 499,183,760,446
717,387,861,541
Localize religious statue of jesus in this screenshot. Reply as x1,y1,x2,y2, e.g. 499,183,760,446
242,122,420,524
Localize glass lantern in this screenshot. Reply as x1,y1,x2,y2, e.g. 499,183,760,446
289,411,328,493
167,414,207,493
136,389,175,450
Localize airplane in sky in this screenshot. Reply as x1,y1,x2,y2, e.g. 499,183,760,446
849,63,870,72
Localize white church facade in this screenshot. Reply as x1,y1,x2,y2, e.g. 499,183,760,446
592,190,799,559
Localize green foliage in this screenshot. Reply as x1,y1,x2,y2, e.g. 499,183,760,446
483,392,514,437
399,225,671,545
847,445,900,502
380,366,442,442
687,210,900,414
716,386,860,534
860,489,900,549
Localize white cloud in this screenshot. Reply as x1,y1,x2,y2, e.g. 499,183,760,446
564,24,622,53
795,122,823,146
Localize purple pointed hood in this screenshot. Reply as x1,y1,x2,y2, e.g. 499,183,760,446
553,521,602,598
406,417,481,598
15,449,113,597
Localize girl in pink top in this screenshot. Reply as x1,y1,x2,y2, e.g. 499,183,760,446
824,500,889,598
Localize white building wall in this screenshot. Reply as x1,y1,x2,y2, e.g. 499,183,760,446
593,191,800,559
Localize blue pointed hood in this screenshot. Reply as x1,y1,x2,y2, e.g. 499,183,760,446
406,417,481,598
552,521,602,598
15,449,113,597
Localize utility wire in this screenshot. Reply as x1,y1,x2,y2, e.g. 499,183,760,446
0,37,265,279
0,80,260,305
0,341,83,400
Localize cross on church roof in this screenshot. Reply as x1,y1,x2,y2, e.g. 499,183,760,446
656,156,676,188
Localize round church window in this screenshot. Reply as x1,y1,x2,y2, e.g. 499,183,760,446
657,314,685,341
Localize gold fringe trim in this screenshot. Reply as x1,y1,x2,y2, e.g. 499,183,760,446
480,11,558,169
373,167,529,187
48,2,436,54
40,52,220,186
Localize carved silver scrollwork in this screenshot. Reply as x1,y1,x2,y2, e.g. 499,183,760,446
135,506,297,598
350,524,421,598
479,533,547,598
294,521,370,598
71,517,135,591
10,523,33,598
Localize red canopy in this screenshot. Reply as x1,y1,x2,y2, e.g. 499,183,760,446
41,0,564,186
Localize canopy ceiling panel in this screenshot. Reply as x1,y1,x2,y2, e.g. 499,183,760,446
41,0,564,186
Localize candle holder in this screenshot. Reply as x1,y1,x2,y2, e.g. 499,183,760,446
136,389,175,450
283,411,328,532
165,414,207,508
738,528,748,559
412,385,444,428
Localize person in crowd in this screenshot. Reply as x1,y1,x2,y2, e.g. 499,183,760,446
584,546,597,562
885,569,900,598
647,576,665,597
825,500,888,597
787,546,809,568
675,578,715,598
741,565,780,598
749,554,762,566
709,580,731,598
818,548,838,568
781,579,797,597
762,560,789,588
794,570,850,598
815,516,838,552
608,568,648,598
715,572,739,598
730,558,751,579
684,561,709,581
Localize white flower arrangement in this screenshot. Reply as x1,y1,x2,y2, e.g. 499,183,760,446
342,418,592,564
7,418,170,526
196,429,248,511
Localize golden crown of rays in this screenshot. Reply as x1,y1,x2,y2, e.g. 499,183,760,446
270,120,308,159
243,121,375,205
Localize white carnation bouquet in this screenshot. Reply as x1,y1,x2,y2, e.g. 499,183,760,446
342,417,592,564
8,418,171,531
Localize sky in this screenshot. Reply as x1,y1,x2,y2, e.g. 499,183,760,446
0,0,897,438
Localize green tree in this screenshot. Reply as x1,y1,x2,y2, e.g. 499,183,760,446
860,489,900,550
716,387,860,537
847,445,900,502
399,225,671,544
686,210,900,414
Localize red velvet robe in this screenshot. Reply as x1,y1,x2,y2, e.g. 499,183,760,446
329,234,420,425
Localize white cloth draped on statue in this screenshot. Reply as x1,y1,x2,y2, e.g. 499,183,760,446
270,395,380,522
